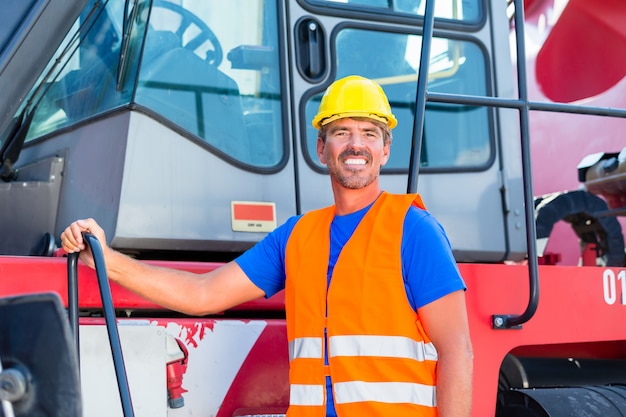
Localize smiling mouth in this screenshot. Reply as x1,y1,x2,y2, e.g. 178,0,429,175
344,158,367,166
340,149,371,167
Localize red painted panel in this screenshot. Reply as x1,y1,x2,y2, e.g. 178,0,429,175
0,256,284,311
218,321,289,417
536,0,626,102
461,263,626,417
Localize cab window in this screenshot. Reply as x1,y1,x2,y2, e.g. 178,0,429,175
309,0,482,23
135,0,284,167
305,28,491,171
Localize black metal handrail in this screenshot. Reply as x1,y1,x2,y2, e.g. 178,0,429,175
408,0,540,329
67,234,135,417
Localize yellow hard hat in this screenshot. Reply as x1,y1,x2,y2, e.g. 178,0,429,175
312,75,398,129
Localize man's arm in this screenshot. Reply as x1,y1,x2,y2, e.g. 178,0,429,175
61,218,266,316
418,289,473,417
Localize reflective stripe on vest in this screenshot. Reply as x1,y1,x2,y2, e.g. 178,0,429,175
290,384,325,406
289,337,323,361
329,335,438,362
334,381,436,406
290,335,437,362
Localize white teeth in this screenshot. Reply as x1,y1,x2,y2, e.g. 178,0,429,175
345,159,366,165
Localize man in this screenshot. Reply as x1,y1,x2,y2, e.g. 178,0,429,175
61,75,473,416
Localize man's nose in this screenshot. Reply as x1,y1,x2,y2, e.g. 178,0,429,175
347,133,366,147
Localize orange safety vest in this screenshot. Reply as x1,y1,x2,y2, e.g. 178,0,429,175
284,192,438,417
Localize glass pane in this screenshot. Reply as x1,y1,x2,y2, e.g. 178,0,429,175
23,0,135,141
135,0,284,167
304,28,491,170
310,0,481,23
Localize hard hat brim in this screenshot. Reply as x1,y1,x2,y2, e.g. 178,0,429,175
312,111,397,129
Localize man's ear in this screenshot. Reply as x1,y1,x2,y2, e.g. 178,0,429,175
317,137,327,165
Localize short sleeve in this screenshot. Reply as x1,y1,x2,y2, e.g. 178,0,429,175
402,206,466,309
234,215,301,298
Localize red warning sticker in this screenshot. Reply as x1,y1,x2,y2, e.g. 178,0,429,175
231,201,276,232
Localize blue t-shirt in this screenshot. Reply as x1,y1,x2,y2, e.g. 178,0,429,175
235,202,466,416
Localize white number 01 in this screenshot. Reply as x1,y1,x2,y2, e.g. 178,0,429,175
603,269,626,305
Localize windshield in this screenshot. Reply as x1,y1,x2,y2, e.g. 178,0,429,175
12,0,285,169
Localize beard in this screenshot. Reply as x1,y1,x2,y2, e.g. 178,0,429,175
326,148,378,189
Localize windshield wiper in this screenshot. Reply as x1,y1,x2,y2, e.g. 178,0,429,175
116,0,141,90
0,1,106,182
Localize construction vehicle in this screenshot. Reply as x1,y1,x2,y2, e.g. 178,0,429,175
1,0,626,416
